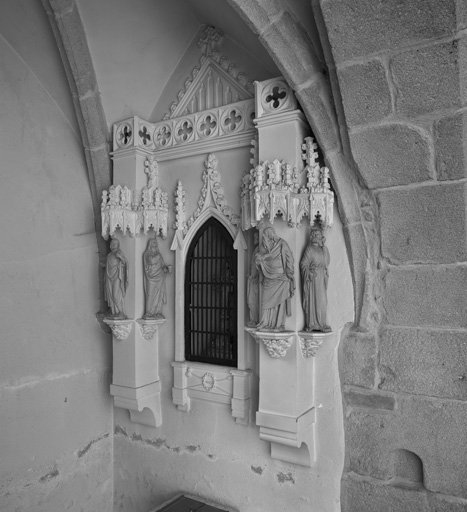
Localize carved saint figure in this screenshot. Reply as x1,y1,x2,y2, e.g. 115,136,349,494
300,221,331,332
255,227,295,331
247,230,260,326
105,238,129,319
143,237,169,319
144,156,159,188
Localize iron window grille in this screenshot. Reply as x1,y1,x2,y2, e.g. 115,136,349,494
184,217,238,367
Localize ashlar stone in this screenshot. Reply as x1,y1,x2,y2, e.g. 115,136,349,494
344,397,467,497
391,40,466,118
344,390,395,411
227,0,285,35
384,265,467,329
341,331,376,389
321,0,457,63
296,83,341,154
343,476,430,512
378,182,467,264
350,124,432,189
379,327,467,400
337,60,392,126
260,11,322,88
434,111,467,181
430,494,467,512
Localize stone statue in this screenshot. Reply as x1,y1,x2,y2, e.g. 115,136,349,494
247,230,260,327
143,236,169,319
255,227,295,331
105,238,129,319
300,220,331,332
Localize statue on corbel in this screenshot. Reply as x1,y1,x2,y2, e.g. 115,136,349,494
300,215,331,333
104,238,129,320
249,226,295,332
143,235,172,320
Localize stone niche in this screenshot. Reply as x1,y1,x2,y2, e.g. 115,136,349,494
103,68,338,467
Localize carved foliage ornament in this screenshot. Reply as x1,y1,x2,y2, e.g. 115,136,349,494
261,336,294,358
101,157,168,239
104,320,133,340
299,336,323,358
182,153,240,236
240,137,334,230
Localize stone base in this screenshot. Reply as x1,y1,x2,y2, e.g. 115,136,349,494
256,408,316,467
110,381,162,427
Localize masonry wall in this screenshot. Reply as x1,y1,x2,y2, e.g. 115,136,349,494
0,2,113,510
318,1,467,509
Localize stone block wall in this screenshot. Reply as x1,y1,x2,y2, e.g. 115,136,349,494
320,0,467,509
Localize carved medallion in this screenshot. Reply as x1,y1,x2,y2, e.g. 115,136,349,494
201,372,216,392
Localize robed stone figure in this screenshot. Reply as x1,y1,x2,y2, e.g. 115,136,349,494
255,227,295,331
105,238,129,319
143,237,169,319
300,224,331,332
247,230,260,326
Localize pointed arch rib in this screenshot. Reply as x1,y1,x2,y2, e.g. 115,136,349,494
42,0,111,314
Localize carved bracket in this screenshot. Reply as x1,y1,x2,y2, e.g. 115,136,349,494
103,318,133,340
249,330,295,358
110,381,162,428
137,318,166,341
298,332,327,358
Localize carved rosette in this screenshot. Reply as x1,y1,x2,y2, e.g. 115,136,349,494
298,334,324,358
104,319,133,340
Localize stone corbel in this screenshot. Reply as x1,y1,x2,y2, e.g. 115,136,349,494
110,381,162,428
249,330,295,358
103,318,133,340
137,318,166,341
297,331,326,358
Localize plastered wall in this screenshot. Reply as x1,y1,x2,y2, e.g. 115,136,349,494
0,2,113,510
113,147,354,512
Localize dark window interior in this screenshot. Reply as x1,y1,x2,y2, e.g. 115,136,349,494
185,217,237,367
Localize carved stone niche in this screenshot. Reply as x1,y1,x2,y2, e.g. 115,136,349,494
170,154,252,425
240,76,336,467
104,148,170,428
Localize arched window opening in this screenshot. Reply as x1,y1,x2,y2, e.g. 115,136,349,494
184,217,238,367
